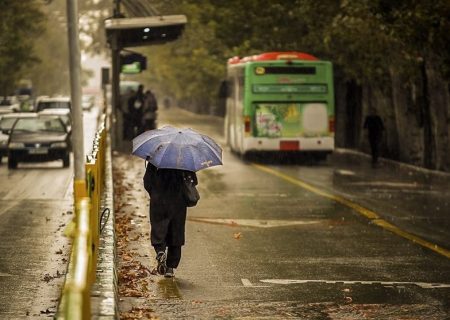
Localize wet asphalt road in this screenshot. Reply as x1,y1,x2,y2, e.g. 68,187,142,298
0,107,99,319
121,107,450,319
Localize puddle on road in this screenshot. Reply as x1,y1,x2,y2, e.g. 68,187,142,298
158,278,182,299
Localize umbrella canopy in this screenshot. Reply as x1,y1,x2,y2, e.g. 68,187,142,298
132,126,223,172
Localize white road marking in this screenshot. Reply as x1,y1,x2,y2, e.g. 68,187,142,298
260,279,450,289
241,279,270,287
189,218,322,228
227,192,288,197
335,170,356,176
241,278,253,286
349,181,420,188
0,272,13,277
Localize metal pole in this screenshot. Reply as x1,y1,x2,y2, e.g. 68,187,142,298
66,0,86,198
111,35,121,150
113,0,121,17
111,0,122,150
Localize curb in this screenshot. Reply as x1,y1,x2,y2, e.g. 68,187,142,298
332,148,450,183
90,134,119,319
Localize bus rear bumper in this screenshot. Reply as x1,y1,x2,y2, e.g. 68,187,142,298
242,137,334,152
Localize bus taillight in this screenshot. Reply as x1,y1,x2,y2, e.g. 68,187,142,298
244,116,251,133
329,117,335,132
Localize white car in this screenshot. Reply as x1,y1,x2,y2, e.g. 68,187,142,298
36,96,71,112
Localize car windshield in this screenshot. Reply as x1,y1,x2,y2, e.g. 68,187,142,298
59,115,70,126
13,117,65,133
37,101,70,111
0,98,14,106
0,118,19,130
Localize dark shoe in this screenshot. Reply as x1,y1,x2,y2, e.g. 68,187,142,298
164,267,174,278
156,251,167,275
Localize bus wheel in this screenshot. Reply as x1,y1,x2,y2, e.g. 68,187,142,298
313,153,328,162
240,151,252,162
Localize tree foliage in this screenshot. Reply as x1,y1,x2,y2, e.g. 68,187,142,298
0,0,45,95
27,0,111,96
134,0,449,112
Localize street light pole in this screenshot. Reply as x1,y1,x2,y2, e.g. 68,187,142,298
66,0,86,198
111,0,123,150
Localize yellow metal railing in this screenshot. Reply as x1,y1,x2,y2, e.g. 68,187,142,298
57,114,107,319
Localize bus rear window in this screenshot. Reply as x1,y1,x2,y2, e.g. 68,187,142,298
255,66,316,75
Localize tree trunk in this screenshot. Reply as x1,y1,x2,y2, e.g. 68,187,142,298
390,70,424,165
420,60,435,169
425,60,450,171
344,80,362,148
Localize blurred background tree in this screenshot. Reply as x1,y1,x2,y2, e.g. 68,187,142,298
0,0,45,96
28,0,111,96
130,0,449,170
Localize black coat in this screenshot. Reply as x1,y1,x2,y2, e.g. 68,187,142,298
363,115,384,141
143,163,197,246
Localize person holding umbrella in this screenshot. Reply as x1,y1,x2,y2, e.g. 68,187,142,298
142,162,196,277
133,126,222,278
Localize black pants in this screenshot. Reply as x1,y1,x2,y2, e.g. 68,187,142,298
150,199,187,269
369,135,380,164
153,244,182,268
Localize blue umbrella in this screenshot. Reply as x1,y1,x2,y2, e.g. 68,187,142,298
132,126,223,172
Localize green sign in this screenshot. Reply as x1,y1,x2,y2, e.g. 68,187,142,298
252,84,327,94
121,62,141,74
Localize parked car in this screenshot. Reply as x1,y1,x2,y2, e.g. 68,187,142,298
0,113,38,164
7,114,71,169
0,96,20,114
35,96,71,112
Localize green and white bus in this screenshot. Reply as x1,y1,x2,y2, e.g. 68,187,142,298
224,51,335,159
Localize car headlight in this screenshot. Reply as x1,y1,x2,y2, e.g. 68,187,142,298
9,142,25,149
51,142,67,148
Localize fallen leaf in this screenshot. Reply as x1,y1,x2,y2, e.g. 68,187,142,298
233,232,242,240
42,274,52,282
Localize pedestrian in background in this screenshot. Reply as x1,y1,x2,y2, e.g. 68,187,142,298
122,88,135,139
363,109,385,167
163,96,171,109
143,162,198,278
142,89,158,130
128,85,145,137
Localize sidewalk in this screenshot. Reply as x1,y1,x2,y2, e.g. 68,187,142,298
331,148,450,186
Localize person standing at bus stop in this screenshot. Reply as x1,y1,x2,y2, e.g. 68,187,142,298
128,85,145,137
142,89,158,130
363,109,385,167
